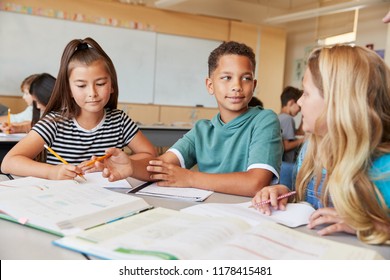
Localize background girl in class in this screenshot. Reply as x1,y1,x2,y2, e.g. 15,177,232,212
0,74,38,130
0,73,56,134
252,45,390,244
1,37,157,180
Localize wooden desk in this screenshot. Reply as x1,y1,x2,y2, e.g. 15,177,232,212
139,125,191,147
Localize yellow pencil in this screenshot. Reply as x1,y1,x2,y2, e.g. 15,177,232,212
85,154,112,167
6,108,10,134
43,144,87,181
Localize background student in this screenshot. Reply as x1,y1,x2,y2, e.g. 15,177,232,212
0,74,38,125
99,41,283,197
278,86,304,163
278,86,305,188
1,37,157,180
252,45,390,244
0,73,55,134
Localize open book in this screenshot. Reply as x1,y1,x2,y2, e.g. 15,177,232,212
53,207,383,260
0,174,152,236
181,201,316,228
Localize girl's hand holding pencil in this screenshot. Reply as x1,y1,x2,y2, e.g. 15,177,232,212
251,185,295,216
44,144,86,181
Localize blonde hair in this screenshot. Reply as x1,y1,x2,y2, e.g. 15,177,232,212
20,74,39,92
296,45,390,244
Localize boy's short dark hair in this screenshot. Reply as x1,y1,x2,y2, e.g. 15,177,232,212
280,86,302,107
208,41,256,76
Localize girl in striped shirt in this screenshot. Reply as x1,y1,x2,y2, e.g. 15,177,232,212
1,37,157,180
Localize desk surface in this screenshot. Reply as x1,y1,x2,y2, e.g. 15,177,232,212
0,188,388,260
0,133,27,142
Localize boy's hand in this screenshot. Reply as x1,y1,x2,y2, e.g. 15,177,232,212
147,160,192,187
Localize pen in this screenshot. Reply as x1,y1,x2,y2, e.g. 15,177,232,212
85,154,112,167
43,144,87,181
6,108,10,134
250,191,296,208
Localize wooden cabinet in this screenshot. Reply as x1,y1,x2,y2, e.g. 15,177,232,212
119,103,218,126
0,96,26,113
118,103,160,125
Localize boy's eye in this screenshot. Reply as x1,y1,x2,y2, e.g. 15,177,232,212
242,76,253,81
221,76,231,80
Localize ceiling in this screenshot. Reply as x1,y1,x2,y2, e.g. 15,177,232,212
113,0,390,26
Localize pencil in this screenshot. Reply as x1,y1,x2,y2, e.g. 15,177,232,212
43,144,86,181
85,154,112,167
250,191,297,208
6,108,10,134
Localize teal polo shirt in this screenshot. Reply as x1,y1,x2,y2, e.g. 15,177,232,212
169,107,283,182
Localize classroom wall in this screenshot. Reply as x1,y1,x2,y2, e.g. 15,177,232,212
283,5,389,89
0,96,26,114
0,0,287,121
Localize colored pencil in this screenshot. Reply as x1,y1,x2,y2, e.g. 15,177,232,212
85,154,112,167
251,191,297,208
6,108,10,134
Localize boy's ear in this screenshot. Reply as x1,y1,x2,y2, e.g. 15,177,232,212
287,99,295,107
206,77,214,94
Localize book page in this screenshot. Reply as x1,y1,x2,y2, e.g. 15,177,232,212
54,207,250,259
181,201,315,227
202,222,383,260
0,176,151,235
54,207,382,260
135,182,214,202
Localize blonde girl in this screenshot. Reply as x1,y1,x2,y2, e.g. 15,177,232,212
252,45,390,245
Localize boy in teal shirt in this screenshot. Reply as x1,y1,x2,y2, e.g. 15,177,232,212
99,41,283,197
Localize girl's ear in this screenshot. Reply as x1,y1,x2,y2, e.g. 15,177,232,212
206,77,214,95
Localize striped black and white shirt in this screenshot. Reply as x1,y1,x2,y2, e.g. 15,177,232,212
33,108,138,165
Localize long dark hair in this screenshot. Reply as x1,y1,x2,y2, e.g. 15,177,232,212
30,73,56,126
44,37,118,118
29,73,56,162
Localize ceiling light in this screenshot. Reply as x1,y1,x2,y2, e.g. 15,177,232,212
264,0,389,24
154,0,188,8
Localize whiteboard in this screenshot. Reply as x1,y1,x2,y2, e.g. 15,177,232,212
154,34,220,107
0,11,156,104
0,11,220,107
